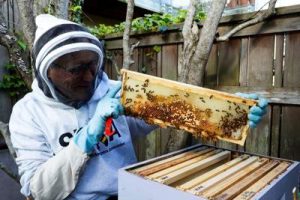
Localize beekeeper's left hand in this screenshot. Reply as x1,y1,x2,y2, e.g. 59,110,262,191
235,93,268,128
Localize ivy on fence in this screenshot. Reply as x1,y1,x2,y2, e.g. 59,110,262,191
89,9,206,38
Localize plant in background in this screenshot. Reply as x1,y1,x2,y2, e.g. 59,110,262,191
16,37,27,52
89,23,125,38
132,13,173,32
89,8,206,38
153,45,161,53
195,3,206,22
43,1,55,15
69,0,84,23
0,63,29,99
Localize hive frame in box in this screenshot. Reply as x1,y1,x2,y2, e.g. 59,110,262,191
118,144,300,200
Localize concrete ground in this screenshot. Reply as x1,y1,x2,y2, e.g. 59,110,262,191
0,149,24,200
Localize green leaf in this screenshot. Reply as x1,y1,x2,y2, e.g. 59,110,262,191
17,40,27,51
4,63,16,70
141,65,147,73
153,46,161,53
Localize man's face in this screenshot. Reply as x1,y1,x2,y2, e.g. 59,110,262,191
47,50,99,102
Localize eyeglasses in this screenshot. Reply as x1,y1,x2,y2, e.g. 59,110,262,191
52,60,98,76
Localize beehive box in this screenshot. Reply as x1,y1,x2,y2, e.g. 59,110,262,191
120,69,257,146
119,145,300,200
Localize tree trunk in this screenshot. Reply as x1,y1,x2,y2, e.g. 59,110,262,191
179,0,198,84
166,0,278,153
188,0,226,86
166,0,226,153
16,0,36,48
123,0,135,70
55,0,69,19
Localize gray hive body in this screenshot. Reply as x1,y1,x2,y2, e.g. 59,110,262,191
119,144,300,200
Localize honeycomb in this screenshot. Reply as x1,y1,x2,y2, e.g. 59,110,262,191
121,69,257,145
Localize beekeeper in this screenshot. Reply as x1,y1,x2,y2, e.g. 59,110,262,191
9,14,155,200
9,14,268,200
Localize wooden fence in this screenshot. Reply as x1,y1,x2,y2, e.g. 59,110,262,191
1,2,299,161
104,6,300,161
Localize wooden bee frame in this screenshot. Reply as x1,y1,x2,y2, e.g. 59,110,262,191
121,69,257,146
119,145,300,200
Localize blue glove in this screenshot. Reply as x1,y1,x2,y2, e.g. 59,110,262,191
235,93,268,128
73,82,124,154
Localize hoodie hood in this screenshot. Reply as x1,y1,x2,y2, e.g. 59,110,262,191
32,14,105,108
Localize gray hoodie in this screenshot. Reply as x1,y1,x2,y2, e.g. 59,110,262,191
9,72,156,200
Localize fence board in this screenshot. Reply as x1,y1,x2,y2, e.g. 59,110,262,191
239,37,249,87
160,44,178,154
104,55,112,77
129,48,141,159
284,31,300,87
270,34,284,157
237,37,250,152
155,46,162,156
245,109,271,156
215,39,241,150
161,44,178,81
202,43,218,147
141,47,160,160
271,105,281,157
280,31,300,160
274,34,284,87
133,48,144,160
245,35,274,155
248,35,274,86
130,48,139,71
280,106,300,160
116,48,138,157
217,39,240,86
204,44,218,86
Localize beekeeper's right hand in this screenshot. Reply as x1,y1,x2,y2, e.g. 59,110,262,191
73,82,124,154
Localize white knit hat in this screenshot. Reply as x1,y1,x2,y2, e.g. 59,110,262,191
32,14,104,102
33,14,76,44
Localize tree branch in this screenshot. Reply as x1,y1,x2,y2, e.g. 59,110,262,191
188,0,226,86
123,0,135,69
182,0,197,40
179,0,199,83
106,51,121,78
217,0,277,42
